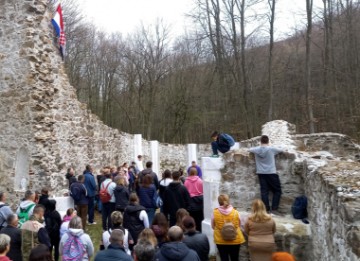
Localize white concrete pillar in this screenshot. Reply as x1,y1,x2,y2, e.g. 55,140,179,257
201,157,224,256
187,143,198,167
134,134,143,160
150,140,160,175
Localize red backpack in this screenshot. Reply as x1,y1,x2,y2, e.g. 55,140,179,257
99,181,112,203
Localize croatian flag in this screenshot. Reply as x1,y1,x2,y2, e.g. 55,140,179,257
51,4,65,59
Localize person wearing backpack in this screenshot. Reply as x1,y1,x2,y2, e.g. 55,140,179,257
44,200,62,261
210,131,236,157
212,194,245,261
249,135,284,215
59,216,94,261
245,199,276,261
21,205,51,260
16,190,36,227
70,175,88,230
100,171,116,231
0,192,14,230
114,176,130,214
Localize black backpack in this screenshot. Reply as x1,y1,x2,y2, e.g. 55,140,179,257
292,196,308,219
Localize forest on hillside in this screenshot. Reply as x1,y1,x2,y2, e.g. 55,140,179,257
60,0,360,144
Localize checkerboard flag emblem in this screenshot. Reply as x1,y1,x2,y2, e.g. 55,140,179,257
51,3,66,59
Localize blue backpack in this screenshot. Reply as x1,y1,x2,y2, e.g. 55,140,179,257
292,196,308,219
222,134,235,147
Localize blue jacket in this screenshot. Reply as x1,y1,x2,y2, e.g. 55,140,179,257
70,182,88,205
137,184,157,209
94,244,133,261
84,171,97,197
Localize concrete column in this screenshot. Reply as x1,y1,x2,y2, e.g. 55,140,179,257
187,143,197,167
201,157,224,256
134,134,143,160
150,140,160,175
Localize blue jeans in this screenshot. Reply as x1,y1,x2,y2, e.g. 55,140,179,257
146,208,156,225
258,174,282,211
87,196,95,223
211,141,230,155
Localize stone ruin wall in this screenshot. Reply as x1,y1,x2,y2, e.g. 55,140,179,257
217,121,360,261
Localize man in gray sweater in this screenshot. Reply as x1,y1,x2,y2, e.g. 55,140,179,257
249,135,283,214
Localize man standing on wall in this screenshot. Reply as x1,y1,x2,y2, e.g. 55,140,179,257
83,165,97,225
249,135,283,215
210,131,235,157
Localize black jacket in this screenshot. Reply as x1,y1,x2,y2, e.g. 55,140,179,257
163,182,190,219
44,200,61,241
183,231,210,261
123,204,146,244
155,242,200,261
0,225,22,261
65,173,77,189
114,185,129,211
38,195,49,210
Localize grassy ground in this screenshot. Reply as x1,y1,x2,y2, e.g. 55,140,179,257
86,212,103,258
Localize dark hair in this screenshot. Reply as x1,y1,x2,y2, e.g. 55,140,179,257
162,169,171,179
29,244,52,261
105,172,112,179
77,175,84,182
146,161,152,168
0,192,4,201
151,213,169,238
182,216,196,230
41,188,49,195
261,135,269,144
134,239,155,261
85,165,91,171
211,131,219,138
67,167,73,173
172,171,180,180
66,208,75,217
6,214,17,225
129,193,139,203
142,174,153,187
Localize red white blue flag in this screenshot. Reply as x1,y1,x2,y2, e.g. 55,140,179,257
51,4,66,59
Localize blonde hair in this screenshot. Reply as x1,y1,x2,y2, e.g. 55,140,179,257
115,176,126,186
138,228,158,247
218,194,230,208
176,209,189,229
249,199,271,223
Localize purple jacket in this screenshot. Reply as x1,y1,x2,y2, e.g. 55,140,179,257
187,165,202,179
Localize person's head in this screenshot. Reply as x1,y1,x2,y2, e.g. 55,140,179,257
46,199,56,212
0,234,10,255
134,239,156,261
141,174,153,187
129,193,139,204
7,214,19,228
122,163,128,168
145,161,152,169
25,190,35,201
104,170,112,179
110,166,116,173
69,216,83,229
176,208,189,228
111,211,123,228
109,229,124,247
172,171,181,181
182,215,196,232
138,228,157,247
115,176,126,186
0,191,6,202
250,199,271,223
191,161,197,167
261,135,270,145
33,205,45,219
211,131,219,141
77,174,85,183
189,167,197,176
218,194,230,208
67,167,74,175
151,213,169,237
137,155,143,160
162,169,172,179
131,161,136,166
41,188,49,196
167,226,183,242
65,208,77,218
272,252,296,261
28,244,52,261
85,165,92,172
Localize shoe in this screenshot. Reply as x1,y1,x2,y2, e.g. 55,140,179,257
210,154,220,158
87,222,97,225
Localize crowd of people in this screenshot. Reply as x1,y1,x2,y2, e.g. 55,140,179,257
0,134,297,261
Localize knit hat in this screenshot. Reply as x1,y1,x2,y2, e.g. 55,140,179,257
272,252,296,261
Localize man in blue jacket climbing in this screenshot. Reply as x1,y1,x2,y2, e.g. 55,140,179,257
83,165,97,225
210,131,235,157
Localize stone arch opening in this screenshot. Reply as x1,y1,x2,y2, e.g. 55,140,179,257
14,147,29,191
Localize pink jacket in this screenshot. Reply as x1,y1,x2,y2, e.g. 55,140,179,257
184,176,203,197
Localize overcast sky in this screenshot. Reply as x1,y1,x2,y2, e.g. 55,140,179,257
78,0,323,39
